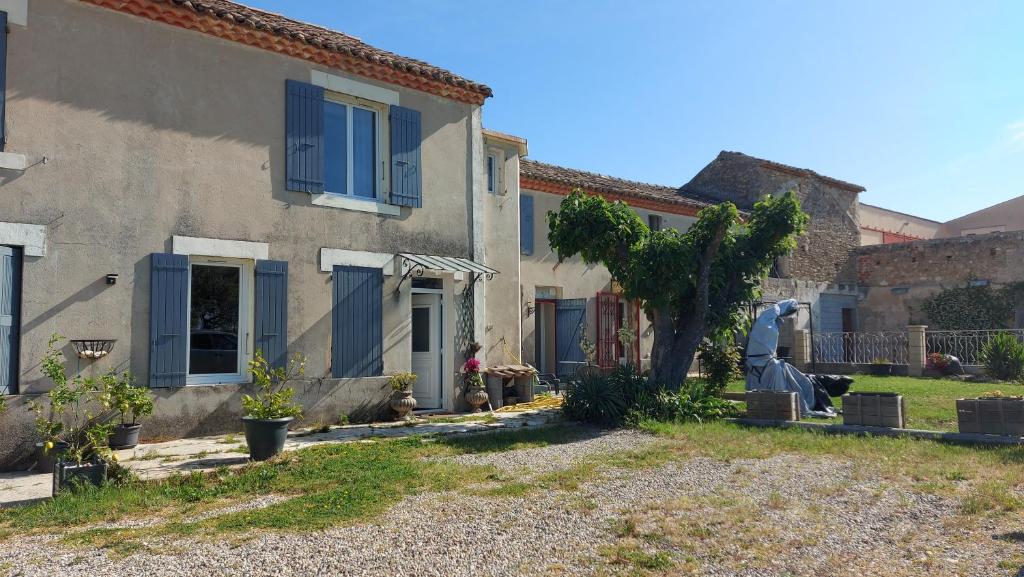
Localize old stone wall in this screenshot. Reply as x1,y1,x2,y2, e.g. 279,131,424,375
681,152,862,284
855,231,1024,330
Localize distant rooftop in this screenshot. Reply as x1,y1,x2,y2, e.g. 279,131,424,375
520,159,715,216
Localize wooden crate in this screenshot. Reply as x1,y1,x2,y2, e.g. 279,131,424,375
745,390,800,421
957,398,1024,437
843,392,906,428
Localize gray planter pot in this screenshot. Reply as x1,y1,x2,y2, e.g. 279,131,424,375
109,424,142,449
242,416,293,461
53,458,108,495
869,363,893,376
35,441,69,474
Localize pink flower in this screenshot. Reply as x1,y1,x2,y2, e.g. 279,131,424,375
463,357,481,373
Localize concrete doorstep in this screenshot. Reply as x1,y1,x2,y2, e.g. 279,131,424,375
0,409,562,508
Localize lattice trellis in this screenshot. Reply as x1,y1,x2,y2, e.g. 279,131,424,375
455,283,475,358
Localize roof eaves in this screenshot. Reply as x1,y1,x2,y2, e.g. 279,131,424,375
84,0,492,104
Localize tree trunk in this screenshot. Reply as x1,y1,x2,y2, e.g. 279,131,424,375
649,308,707,387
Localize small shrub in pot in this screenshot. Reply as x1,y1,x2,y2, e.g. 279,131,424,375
869,358,893,376
30,334,115,490
462,358,489,412
241,350,305,461
100,370,154,449
387,371,418,420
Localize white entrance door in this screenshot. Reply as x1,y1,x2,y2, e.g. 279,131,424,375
411,293,442,409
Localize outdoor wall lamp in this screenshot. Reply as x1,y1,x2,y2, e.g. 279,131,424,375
524,300,536,318
105,273,119,285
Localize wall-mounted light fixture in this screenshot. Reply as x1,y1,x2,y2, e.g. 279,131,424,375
105,273,119,285
524,300,536,318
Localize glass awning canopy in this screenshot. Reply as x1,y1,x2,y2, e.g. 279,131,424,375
396,253,498,291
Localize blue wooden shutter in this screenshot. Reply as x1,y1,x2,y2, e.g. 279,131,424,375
332,266,383,378
555,298,587,377
0,245,21,394
520,194,534,255
285,79,325,193
150,253,189,387
255,260,288,369
0,11,7,152
389,105,422,207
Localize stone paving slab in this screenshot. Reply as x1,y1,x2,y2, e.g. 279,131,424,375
0,409,561,508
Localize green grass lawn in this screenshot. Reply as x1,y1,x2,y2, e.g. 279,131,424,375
726,374,1024,431
3,420,1023,567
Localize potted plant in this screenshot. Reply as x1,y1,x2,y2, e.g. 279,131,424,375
241,350,305,461
30,334,114,491
462,357,489,412
100,370,154,449
387,371,418,420
869,357,893,376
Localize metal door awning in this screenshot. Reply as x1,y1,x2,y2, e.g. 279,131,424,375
397,253,499,292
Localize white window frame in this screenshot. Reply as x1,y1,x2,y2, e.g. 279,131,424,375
324,91,390,202
486,147,505,195
185,256,254,385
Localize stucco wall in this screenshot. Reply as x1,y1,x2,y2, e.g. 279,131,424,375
858,203,940,245
0,0,490,463
518,187,697,371
938,195,1024,238
481,137,523,368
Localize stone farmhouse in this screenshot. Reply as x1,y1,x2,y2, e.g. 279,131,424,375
0,0,1020,467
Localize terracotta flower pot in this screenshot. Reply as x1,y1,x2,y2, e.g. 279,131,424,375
465,386,490,412
390,390,418,420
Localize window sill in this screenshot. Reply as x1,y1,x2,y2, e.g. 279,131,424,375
186,376,249,386
311,193,401,216
0,152,27,171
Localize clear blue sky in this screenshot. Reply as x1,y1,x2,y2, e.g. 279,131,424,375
249,1,1024,222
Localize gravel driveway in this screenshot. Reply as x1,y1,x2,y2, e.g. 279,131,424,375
1,428,1019,577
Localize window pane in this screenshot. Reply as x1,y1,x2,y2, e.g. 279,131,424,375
352,107,376,199
412,307,430,352
324,100,348,195
189,265,240,375
487,156,495,192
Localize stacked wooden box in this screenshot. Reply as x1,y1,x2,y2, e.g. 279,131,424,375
745,390,800,421
843,392,906,428
957,398,1024,437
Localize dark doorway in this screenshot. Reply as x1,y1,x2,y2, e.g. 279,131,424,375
1,245,22,394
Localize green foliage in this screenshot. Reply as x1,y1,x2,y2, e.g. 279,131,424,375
562,364,738,426
697,337,741,394
920,282,1024,330
387,371,417,392
979,332,1024,381
547,189,807,378
99,371,154,426
562,371,628,426
29,334,114,465
629,380,740,424
241,350,305,420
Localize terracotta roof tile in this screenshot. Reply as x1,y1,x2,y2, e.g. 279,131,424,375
520,159,715,214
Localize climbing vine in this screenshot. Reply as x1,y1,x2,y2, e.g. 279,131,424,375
919,281,1024,330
